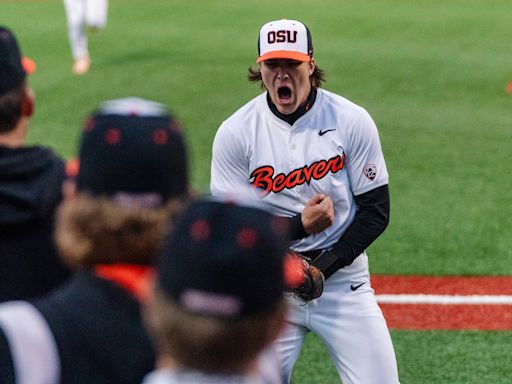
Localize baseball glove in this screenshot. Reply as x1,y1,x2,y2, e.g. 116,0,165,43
285,252,325,301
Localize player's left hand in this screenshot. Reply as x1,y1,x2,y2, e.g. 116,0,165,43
284,252,324,301
301,194,334,234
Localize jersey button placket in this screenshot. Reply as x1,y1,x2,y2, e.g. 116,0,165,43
289,132,301,195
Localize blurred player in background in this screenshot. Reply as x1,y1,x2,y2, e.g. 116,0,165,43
0,26,71,302
0,97,191,383
143,198,289,384
211,19,399,383
63,0,108,74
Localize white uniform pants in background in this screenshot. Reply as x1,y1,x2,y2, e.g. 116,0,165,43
63,0,108,59
274,253,400,384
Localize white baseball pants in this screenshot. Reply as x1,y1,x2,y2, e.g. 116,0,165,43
274,253,400,383
63,0,108,59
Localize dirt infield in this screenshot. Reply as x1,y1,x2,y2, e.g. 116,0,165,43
372,275,512,330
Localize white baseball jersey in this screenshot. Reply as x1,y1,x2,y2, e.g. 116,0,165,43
211,88,388,253
210,88,399,383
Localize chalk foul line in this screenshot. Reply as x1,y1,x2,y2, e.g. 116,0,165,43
376,294,512,305
371,276,512,330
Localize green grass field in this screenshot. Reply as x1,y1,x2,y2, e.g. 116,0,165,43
1,1,511,382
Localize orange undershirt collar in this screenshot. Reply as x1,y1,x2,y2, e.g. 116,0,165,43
94,263,155,302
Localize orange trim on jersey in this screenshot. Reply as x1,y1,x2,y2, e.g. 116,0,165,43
95,264,155,302
257,50,311,63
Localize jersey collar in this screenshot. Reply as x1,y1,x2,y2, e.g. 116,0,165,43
95,263,155,302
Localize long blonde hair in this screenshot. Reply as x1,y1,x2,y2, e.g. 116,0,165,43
55,193,189,268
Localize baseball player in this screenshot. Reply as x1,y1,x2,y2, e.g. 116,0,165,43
210,19,400,383
63,0,108,74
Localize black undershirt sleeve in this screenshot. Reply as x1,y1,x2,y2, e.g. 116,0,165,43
288,213,308,239
0,326,16,384
311,184,390,279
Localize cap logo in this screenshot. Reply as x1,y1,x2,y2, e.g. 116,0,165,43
84,117,95,132
189,220,211,241
268,30,297,44
152,129,168,145
257,19,312,63
105,128,121,145
236,228,258,248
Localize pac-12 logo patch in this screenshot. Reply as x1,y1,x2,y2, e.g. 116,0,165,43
363,163,377,180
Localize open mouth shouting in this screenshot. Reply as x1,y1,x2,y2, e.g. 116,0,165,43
277,86,292,102
274,86,295,112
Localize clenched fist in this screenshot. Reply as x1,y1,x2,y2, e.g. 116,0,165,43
301,194,334,234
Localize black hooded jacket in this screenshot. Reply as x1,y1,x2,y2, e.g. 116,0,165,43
0,145,71,301
0,272,155,384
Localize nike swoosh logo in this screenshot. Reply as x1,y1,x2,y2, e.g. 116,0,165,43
318,128,336,136
350,282,365,291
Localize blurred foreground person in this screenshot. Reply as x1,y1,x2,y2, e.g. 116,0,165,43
0,26,71,302
0,97,190,384
143,198,290,384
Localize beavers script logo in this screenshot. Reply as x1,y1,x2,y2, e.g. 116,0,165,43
250,153,346,195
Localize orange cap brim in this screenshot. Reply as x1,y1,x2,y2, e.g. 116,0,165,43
256,51,311,63
21,57,37,74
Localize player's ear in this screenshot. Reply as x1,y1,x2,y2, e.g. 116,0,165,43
308,58,316,76
21,87,35,117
